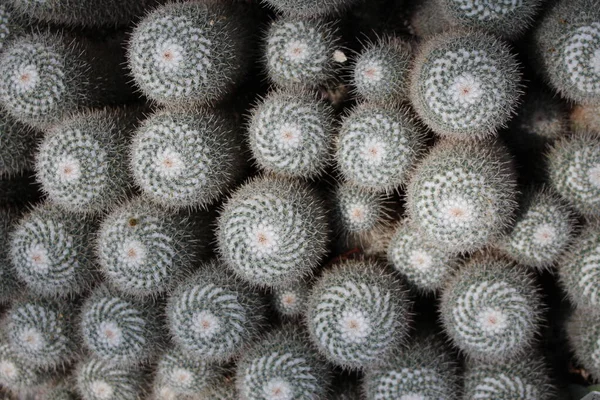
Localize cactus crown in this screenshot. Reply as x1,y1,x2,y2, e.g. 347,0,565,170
271,279,310,319
333,183,386,237
76,358,146,400
0,342,51,390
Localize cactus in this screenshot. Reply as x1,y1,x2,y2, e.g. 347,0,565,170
9,204,97,298
166,261,266,362
236,327,331,400
499,189,575,270
409,31,521,140
0,4,21,52
571,103,600,133
440,254,543,361
271,279,310,319
567,306,600,380
387,219,458,292
363,336,459,399
217,176,329,288
76,358,147,400
351,36,412,103
0,342,52,391
80,286,162,367
264,17,341,89
0,108,40,177
533,0,600,104
306,259,411,369
97,198,200,297
406,140,517,253
248,90,335,179
547,131,600,219
131,107,243,209
262,0,356,18
336,102,424,192
0,208,22,303
35,109,135,213
127,1,249,106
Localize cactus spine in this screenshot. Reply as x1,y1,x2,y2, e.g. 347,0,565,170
76,358,147,400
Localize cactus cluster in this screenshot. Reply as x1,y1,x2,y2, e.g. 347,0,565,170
76,358,147,400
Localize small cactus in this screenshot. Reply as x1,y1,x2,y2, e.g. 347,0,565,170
0,342,52,391
0,108,40,176
271,279,310,319
262,0,357,18
567,306,600,380
333,183,387,239
76,358,147,400
0,208,22,303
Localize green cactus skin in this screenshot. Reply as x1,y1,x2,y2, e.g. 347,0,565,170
336,103,424,193
387,219,459,293
127,1,249,106
271,279,310,319
9,204,97,298
351,36,412,104
499,189,575,270
409,31,521,140
236,327,331,400
406,140,518,253
567,307,600,380
6,297,78,368
131,107,244,209
333,183,386,239
0,342,52,391
248,90,335,179
35,109,135,214
76,358,147,400
363,336,459,399
547,131,600,219
264,17,341,89
571,103,600,133
0,208,22,303
534,0,600,104
217,176,329,288
0,107,40,177
80,286,162,367
464,354,554,399
440,254,543,362
166,261,266,362
262,0,357,17
306,259,411,370
97,198,200,297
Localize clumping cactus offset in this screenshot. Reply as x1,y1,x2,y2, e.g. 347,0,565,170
217,176,328,288
567,307,600,380
76,358,147,400
264,17,341,89
248,90,335,179
363,336,459,399
306,259,411,369
406,140,517,253
534,0,600,104
166,261,266,362
0,208,22,303
336,103,424,192
440,255,543,361
0,342,51,391
262,0,357,18
409,31,521,140
80,286,162,367
333,183,387,242
128,1,249,106
271,279,310,319
9,204,97,298
0,108,39,176
36,109,135,213
387,219,458,293
547,131,600,219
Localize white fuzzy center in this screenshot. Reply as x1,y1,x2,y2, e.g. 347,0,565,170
155,148,185,178
588,164,600,188
155,41,184,71
361,138,386,165
284,40,309,62
440,197,475,224
478,308,508,334
0,361,17,380
27,243,50,272
338,308,371,343
263,378,293,400
532,223,557,246
360,62,383,83
56,156,82,182
121,239,147,268
450,73,482,105
348,203,368,224
249,224,279,255
170,368,193,388
13,64,39,92
409,250,433,271
192,310,220,339
98,320,123,347
400,394,427,400
281,292,297,308
277,123,302,149
20,327,44,352
90,380,114,400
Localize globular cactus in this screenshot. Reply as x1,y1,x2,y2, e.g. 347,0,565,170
9,204,97,298
264,17,341,89
80,286,162,367
533,0,600,104
130,107,243,209
499,189,575,270
547,132,600,219
306,259,411,369
0,342,52,391
351,36,412,103
363,336,459,399
6,297,78,368
387,219,458,292
0,208,22,303
97,198,200,297
35,109,135,213
248,90,335,179
0,108,40,176
76,358,147,400
127,1,250,106
262,0,357,18
236,327,331,400
406,140,517,253
409,31,521,140
567,306,600,380
271,279,310,319
0,4,21,51
336,103,424,192
166,261,266,362
440,254,543,361
571,103,600,133
464,354,554,399
217,176,329,288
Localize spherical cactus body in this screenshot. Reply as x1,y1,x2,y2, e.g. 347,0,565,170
406,140,517,253
76,358,146,400
128,1,250,105
131,107,244,209
567,307,600,380
262,0,357,18
440,255,543,361
0,342,51,391
9,204,97,298
166,261,266,362
0,108,39,176
0,208,22,303
271,279,310,319
248,90,335,179
306,259,411,369
409,31,521,140
217,176,329,288
336,103,424,192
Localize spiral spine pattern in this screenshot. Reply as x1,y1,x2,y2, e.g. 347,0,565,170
272,279,310,319
0,342,50,391
76,358,146,400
